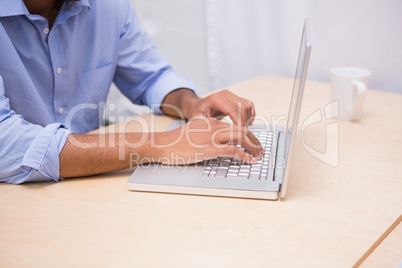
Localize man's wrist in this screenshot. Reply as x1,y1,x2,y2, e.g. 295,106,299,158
180,90,200,119
131,131,171,165
125,132,159,166
161,88,200,119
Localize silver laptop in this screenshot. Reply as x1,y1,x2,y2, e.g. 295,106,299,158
128,19,312,200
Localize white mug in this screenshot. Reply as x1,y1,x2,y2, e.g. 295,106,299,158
330,67,371,121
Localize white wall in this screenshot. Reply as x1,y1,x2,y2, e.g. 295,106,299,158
131,0,209,94
206,0,402,93
105,0,401,124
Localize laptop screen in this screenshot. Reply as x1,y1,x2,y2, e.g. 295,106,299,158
281,19,312,198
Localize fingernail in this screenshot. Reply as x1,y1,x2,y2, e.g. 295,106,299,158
252,157,258,164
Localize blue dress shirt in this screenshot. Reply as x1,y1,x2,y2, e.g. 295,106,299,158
0,0,195,184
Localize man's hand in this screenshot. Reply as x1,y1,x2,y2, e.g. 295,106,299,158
152,117,263,165
161,88,256,126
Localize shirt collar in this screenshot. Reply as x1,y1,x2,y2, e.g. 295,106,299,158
0,0,29,17
0,0,91,18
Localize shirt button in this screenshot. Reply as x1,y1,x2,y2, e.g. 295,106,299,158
56,67,62,74
43,28,49,34
58,107,64,114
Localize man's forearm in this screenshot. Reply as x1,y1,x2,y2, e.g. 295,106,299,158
160,88,200,119
59,132,153,178
59,117,264,179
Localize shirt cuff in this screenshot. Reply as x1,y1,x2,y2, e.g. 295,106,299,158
20,123,71,182
144,69,197,115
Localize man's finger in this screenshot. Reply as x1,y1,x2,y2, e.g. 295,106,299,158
214,126,263,158
215,145,257,165
220,90,255,126
247,100,256,126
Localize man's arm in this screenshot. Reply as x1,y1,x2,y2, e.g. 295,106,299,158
59,118,263,178
0,76,70,184
59,132,150,178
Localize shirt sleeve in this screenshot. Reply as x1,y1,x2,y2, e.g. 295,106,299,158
113,0,196,115
0,75,71,184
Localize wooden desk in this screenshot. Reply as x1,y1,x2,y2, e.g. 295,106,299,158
0,77,401,267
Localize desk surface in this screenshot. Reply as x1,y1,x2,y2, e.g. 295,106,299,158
0,77,401,267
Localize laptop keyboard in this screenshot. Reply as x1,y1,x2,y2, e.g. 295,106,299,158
201,130,274,180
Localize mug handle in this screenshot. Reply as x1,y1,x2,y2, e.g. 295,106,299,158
349,81,366,119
